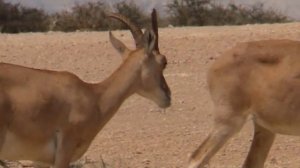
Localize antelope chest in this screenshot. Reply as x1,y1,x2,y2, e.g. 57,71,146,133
0,130,93,164
0,131,55,164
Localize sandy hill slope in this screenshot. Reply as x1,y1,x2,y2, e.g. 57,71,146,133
1,22,300,167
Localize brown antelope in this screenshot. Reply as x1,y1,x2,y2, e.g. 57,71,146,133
188,39,300,168
0,9,171,168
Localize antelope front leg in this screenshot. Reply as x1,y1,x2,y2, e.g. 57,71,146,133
53,131,77,168
242,122,275,168
188,109,247,168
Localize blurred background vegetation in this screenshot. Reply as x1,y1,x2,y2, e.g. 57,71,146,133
0,0,290,33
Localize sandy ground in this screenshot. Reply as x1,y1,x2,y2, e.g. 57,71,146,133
1,22,300,168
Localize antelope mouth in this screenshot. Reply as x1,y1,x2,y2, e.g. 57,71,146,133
158,96,171,108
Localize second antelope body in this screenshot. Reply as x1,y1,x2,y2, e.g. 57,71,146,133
189,39,300,168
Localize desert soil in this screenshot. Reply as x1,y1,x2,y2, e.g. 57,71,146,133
1,22,300,168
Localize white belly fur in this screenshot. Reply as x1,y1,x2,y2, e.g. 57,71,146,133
0,131,55,164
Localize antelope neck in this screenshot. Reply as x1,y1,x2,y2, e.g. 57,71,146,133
93,56,142,122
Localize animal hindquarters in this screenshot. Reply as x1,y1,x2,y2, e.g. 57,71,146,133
188,65,251,167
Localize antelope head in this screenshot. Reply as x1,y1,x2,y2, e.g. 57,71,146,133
107,9,171,108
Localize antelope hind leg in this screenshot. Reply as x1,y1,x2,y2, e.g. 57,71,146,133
188,107,247,168
242,122,275,168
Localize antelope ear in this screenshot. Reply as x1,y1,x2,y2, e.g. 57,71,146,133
143,29,156,56
151,9,160,53
109,31,129,56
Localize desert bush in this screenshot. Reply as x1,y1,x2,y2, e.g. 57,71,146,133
245,3,288,23
0,0,290,33
113,1,149,29
208,3,288,25
167,0,289,26
0,0,49,33
167,0,211,26
52,1,150,32
0,0,150,33
52,2,109,32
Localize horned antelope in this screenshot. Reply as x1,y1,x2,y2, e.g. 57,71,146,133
0,9,171,168
189,39,300,168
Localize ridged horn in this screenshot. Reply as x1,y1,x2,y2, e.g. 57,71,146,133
106,12,143,48
151,9,159,53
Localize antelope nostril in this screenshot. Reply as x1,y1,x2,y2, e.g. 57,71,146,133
162,85,171,99
166,86,171,97
160,77,171,99
166,90,171,100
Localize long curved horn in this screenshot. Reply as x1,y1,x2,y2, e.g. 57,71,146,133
106,12,143,48
151,9,160,53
